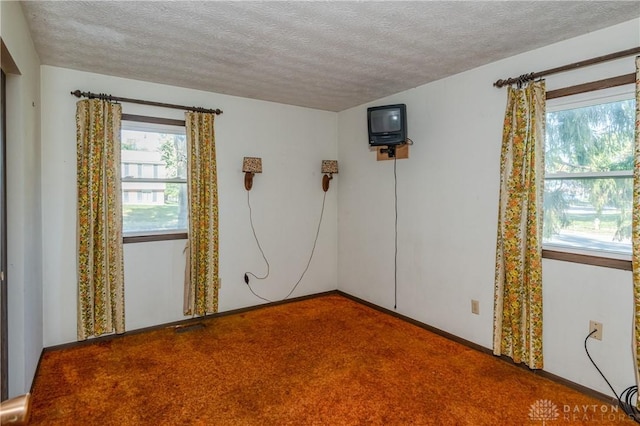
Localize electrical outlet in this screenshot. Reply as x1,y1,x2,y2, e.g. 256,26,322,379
589,321,603,340
471,300,480,315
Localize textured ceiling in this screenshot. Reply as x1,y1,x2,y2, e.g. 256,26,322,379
20,1,640,111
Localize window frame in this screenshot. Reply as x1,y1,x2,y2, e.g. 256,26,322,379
542,84,634,270
121,114,188,244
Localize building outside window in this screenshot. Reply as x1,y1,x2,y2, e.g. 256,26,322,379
121,122,187,235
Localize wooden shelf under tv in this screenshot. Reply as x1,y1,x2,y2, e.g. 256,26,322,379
376,143,409,161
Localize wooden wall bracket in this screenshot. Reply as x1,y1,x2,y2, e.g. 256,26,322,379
376,144,409,161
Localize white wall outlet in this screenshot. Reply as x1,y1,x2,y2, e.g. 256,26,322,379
589,320,603,340
471,300,480,315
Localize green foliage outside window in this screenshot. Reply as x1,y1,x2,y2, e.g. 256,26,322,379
544,97,634,253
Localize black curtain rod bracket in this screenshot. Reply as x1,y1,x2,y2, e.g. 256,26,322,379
70,90,223,115
493,46,640,88
494,73,537,89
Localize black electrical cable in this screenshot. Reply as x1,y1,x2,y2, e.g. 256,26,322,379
245,190,270,281
621,386,640,419
584,329,621,399
244,190,327,302
394,155,398,310
244,190,272,302
584,329,640,423
282,191,327,300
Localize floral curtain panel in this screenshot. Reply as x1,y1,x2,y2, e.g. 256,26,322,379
184,112,220,316
493,80,546,369
633,56,640,408
76,99,125,341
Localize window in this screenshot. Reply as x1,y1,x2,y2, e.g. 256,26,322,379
543,87,635,258
121,121,187,237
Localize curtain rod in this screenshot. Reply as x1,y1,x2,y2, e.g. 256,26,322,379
70,90,223,115
493,46,640,88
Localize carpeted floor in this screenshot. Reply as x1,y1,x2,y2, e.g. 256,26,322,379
30,294,632,425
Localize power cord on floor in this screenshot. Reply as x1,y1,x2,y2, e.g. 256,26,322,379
584,329,640,423
243,190,327,303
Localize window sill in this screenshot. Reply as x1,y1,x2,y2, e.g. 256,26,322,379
123,232,188,244
542,247,631,271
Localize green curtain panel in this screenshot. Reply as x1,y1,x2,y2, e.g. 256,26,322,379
493,81,546,369
633,56,640,408
76,99,125,341
184,111,219,316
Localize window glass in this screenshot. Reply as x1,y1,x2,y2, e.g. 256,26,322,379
543,89,634,256
121,122,188,235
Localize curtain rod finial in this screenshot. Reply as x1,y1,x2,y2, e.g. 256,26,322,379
71,90,82,98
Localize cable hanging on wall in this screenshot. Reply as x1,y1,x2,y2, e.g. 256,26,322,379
585,329,640,423
393,155,398,310
242,159,336,303
243,188,271,300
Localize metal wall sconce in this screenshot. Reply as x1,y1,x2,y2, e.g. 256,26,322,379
321,160,339,192
242,157,262,191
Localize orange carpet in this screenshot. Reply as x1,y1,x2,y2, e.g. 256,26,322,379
29,294,632,425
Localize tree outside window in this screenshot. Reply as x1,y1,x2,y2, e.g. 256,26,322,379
543,95,634,255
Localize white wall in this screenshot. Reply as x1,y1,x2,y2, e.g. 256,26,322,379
32,12,640,400
337,18,639,397
1,1,43,397
41,66,338,346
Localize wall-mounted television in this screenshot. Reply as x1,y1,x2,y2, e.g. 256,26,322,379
367,104,407,147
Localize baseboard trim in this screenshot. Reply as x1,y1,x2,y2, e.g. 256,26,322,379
43,290,341,353
39,289,617,406
336,290,491,353
336,290,618,406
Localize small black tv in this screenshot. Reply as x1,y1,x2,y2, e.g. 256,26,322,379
367,104,407,147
